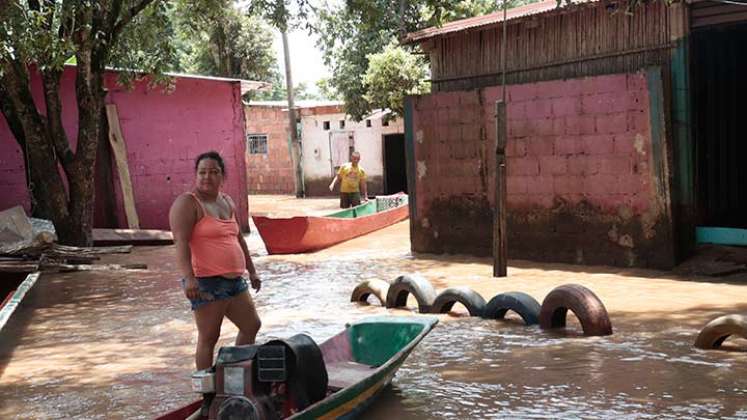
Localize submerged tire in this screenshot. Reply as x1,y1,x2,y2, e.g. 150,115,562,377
483,292,541,325
385,274,437,314
539,284,613,336
431,287,487,317
350,279,390,306
694,314,747,350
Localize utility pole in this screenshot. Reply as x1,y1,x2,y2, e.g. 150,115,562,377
282,30,305,198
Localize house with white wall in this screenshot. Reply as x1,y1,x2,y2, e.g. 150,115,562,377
299,105,405,197
244,100,406,197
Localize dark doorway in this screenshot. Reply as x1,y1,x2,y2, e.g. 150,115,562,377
383,134,407,194
692,23,747,228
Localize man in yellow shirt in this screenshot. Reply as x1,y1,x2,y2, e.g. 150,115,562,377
329,151,368,208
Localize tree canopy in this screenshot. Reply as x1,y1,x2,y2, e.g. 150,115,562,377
313,0,506,120
363,42,430,118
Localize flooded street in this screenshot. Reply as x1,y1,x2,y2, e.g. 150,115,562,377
2,196,747,419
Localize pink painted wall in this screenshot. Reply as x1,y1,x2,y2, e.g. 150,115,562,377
0,67,249,231
409,71,675,268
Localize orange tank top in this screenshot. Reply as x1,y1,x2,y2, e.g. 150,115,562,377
188,193,246,277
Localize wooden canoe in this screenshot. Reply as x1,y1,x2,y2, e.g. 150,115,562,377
157,316,437,420
252,194,409,255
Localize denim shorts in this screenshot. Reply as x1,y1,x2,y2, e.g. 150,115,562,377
181,276,248,310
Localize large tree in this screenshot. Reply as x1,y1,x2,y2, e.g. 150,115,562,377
0,1,212,246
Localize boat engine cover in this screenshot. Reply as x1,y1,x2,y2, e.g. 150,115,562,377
262,334,328,410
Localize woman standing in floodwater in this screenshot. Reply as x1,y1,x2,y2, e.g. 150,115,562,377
169,150,262,370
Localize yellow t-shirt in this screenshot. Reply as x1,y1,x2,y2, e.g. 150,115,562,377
338,163,366,193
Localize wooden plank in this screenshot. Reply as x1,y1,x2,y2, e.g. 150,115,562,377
93,228,173,246
493,101,507,278
55,263,148,272
105,104,140,229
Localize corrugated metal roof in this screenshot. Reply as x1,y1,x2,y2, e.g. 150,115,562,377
405,0,597,43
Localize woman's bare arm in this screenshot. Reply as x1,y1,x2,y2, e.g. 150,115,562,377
169,194,199,299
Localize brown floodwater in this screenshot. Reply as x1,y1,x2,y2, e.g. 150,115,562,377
1,196,747,419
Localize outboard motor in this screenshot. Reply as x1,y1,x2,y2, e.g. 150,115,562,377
190,334,327,420
262,334,328,413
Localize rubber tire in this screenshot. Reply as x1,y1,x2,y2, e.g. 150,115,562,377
694,314,747,350
483,291,541,325
350,279,390,306
385,274,437,314
539,284,613,336
431,286,487,317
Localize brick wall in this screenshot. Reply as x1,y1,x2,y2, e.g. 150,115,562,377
245,106,295,194
409,71,675,268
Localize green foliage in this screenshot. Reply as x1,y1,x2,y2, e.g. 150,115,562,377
313,0,512,120
363,42,429,117
173,3,281,86
245,0,315,32
109,2,180,87
0,2,77,73
0,1,183,85
316,77,340,101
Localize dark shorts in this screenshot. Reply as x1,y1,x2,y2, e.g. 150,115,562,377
340,192,361,208
181,276,248,310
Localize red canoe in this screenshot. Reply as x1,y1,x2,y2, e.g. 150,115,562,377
252,194,408,254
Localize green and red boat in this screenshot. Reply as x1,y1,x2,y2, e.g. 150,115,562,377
157,316,437,420
252,194,408,255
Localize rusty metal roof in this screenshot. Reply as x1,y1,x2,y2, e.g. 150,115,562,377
405,0,597,43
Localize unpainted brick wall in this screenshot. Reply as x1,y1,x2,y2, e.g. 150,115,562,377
245,106,296,194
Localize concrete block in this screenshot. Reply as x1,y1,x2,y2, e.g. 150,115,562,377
526,176,555,194
507,156,539,176
555,136,583,156
551,96,582,117
525,99,553,119
566,156,588,175
527,137,555,156
595,113,628,135
539,156,568,176
554,175,585,195
507,176,528,194
509,83,539,102
507,102,527,121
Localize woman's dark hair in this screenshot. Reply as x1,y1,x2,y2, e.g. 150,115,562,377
194,151,226,176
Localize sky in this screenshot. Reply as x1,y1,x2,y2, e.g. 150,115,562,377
272,28,331,94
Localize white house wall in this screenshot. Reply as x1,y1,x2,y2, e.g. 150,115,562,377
301,112,404,196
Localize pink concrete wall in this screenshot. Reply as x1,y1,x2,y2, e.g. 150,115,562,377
244,106,295,194
410,71,674,268
0,67,249,231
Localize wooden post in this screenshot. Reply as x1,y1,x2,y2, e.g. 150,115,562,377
493,101,507,277
105,104,140,229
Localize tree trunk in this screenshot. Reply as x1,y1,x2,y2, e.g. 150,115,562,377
0,64,72,237
67,50,107,246
1,59,105,246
